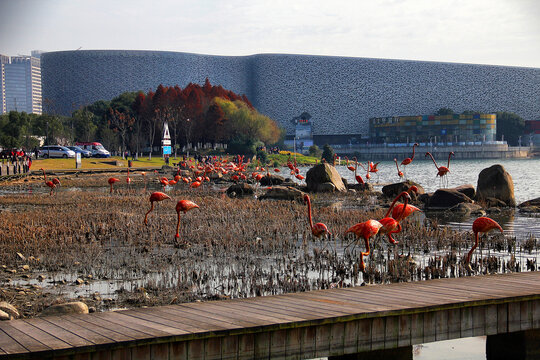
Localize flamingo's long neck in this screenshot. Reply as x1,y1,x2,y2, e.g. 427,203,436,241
410,144,417,160
398,196,409,221
306,198,314,230
175,212,181,238
42,169,47,182
394,159,399,173
385,192,405,218
466,232,480,263
144,202,155,225
447,153,452,168
426,152,439,170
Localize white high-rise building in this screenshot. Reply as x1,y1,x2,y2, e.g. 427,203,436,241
0,53,42,115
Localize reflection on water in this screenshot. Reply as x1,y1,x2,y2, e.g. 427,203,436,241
414,337,486,360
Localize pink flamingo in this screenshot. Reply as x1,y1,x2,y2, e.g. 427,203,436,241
353,157,364,184
378,191,411,245
304,194,332,239
425,151,454,188
345,219,383,272
40,168,56,196
394,158,404,179
391,186,422,221
401,142,419,178
144,192,171,225
108,177,120,194
465,217,503,269
175,200,199,239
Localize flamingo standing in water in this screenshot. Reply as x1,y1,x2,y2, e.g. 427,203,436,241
303,194,332,239
353,157,364,184
425,151,454,188
108,177,120,194
378,191,411,244
144,191,171,225
394,158,404,179
344,219,383,272
400,143,419,178
40,168,56,195
175,200,199,239
391,186,422,221
465,217,503,270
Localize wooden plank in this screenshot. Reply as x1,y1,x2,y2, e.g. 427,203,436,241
410,313,423,345
76,313,157,340
384,315,398,349
520,300,533,331
508,302,521,332
486,304,498,335
132,344,150,360
300,326,316,359
343,319,358,354
42,315,114,346
447,308,460,339
423,311,436,344
398,314,411,348
314,323,331,358
203,298,309,323
329,322,345,357
151,343,169,360
111,348,130,360
270,329,287,359
0,326,41,354
461,306,473,338
169,303,264,328
435,309,449,341
285,327,301,360
498,303,508,333
205,337,222,360
7,319,71,351
533,299,540,329
237,333,254,360
59,314,137,343
357,318,372,352
122,307,218,333
94,311,178,337
222,334,238,360
188,338,204,360
472,306,486,337
23,317,94,347
371,317,385,350
170,341,187,360
254,332,270,359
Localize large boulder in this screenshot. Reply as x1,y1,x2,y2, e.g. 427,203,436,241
0,302,19,319
306,164,346,192
259,174,285,186
41,301,89,317
259,186,305,202
518,197,540,208
454,184,476,199
382,181,424,199
426,189,473,210
476,165,516,207
226,183,254,198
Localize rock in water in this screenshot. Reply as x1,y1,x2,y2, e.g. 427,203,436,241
40,301,89,317
259,186,306,202
259,174,284,186
426,189,473,209
306,163,346,192
226,183,254,198
476,165,516,207
382,181,424,199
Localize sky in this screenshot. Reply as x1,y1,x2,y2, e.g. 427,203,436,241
1,0,539,68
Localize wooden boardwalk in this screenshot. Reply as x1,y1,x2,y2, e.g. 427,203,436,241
1,272,540,359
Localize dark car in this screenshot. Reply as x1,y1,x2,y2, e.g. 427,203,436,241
67,146,92,158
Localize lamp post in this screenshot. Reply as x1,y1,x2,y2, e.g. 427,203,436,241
46,121,50,158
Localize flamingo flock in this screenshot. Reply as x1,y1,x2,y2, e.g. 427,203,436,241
34,147,503,276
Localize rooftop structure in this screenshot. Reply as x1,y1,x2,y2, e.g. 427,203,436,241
0,54,42,115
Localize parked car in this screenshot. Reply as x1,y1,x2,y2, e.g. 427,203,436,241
67,146,92,158
74,142,111,158
38,145,76,159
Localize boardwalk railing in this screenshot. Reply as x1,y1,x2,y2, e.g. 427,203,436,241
1,272,540,359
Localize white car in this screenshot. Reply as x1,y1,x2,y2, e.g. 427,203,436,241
38,145,76,159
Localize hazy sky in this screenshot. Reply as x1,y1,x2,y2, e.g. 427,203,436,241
1,0,539,68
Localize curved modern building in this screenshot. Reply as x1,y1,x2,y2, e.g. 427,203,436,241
41,50,540,138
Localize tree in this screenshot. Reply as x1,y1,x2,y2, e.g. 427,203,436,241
308,144,322,158
321,144,334,164
496,111,525,146
107,108,134,158
73,108,98,142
